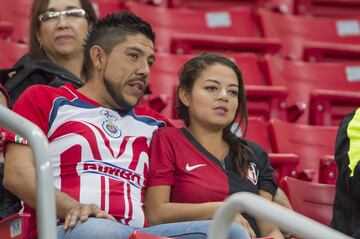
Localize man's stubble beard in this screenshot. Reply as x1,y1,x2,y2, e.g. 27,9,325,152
103,77,142,111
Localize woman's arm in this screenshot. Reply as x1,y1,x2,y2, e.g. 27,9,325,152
145,185,255,238
256,189,284,239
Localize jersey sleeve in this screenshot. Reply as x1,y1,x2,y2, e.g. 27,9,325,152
2,86,51,151
335,109,360,200
249,141,278,196
147,128,176,187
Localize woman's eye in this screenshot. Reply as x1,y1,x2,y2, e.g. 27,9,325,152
205,86,217,91
229,90,238,96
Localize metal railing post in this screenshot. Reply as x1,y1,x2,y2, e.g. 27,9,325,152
0,105,57,239
209,192,351,239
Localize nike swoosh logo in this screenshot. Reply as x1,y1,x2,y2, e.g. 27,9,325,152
186,163,207,171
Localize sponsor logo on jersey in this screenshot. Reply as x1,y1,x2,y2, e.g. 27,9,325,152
247,162,259,185
102,120,121,138
80,160,142,188
185,163,207,171
100,109,118,121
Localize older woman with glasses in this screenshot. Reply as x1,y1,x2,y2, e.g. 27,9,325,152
0,0,97,107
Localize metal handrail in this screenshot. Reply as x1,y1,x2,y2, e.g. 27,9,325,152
0,105,57,239
208,192,351,239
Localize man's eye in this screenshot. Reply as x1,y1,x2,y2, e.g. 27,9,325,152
129,54,139,59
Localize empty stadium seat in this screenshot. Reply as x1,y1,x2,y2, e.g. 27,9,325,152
0,39,28,68
0,213,30,239
0,0,32,43
150,53,288,120
126,1,281,55
258,9,360,61
268,119,338,183
294,0,360,17
279,176,336,225
265,55,360,125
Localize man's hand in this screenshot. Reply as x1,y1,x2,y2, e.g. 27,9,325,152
64,203,116,231
234,213,256,239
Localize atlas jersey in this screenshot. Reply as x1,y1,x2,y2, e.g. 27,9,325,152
7,84,168,237
148,127,277,237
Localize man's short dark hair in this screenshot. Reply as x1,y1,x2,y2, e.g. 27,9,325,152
83,11,156,80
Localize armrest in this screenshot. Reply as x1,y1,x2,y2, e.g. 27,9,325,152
303,41,360,62
268,153,299,183
319,154,337,184
170,33,281,55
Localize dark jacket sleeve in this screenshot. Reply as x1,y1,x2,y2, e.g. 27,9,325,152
335,109,360,201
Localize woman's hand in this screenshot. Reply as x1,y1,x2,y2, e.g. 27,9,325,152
234,213,256,239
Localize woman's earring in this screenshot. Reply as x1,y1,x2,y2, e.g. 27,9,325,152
39,41,43,49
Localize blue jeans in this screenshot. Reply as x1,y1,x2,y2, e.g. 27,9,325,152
57,218,250,239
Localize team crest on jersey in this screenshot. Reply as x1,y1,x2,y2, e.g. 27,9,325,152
247,163,259,185
102,120,121,138
100,109,118,121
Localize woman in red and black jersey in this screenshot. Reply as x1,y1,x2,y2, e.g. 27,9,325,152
146,53,284,239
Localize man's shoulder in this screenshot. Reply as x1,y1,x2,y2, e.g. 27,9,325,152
132,105,170,126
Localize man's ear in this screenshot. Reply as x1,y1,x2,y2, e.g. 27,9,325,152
178,88,190,107
90,45,106,71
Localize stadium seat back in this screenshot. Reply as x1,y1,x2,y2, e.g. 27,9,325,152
279,176,335,225
259,9,360,60
0,39,28,68
265,55,360,125
0,0,31,43
126,1,261,53
268,119,338,182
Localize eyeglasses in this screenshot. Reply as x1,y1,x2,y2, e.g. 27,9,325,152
38,9,86,22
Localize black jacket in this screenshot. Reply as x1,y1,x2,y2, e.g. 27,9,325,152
0,54,82,108
331,109,360,238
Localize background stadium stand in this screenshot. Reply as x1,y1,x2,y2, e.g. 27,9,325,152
1,0,360,238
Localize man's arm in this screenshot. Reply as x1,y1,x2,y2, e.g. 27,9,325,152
3,143,115,229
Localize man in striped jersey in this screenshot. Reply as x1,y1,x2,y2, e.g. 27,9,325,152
2,11,249,239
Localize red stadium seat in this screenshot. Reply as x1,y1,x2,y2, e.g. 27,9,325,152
0,39,28,68
279,176,336,225
265,55,360,125
150,53,287,120
126,1,281,55
268,119,338,183
294,0,360,17
258,9,360,61
0,0,32,43
0,213,31,239
0,21,13,40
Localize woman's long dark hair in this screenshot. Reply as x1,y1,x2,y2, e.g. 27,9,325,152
177,53,251,177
